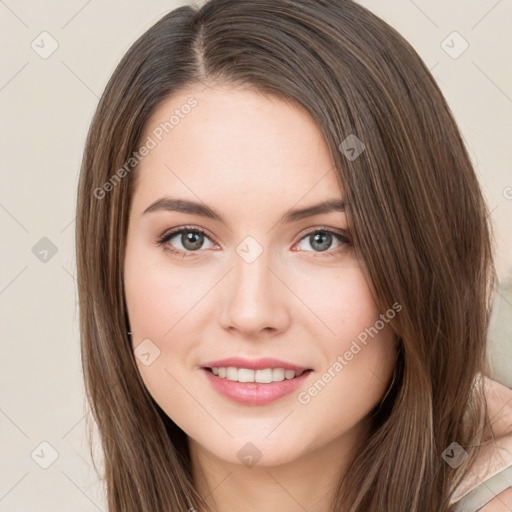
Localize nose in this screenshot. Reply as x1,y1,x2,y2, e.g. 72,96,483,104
219,245,291,338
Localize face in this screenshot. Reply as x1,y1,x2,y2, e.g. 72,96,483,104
124,84,397,468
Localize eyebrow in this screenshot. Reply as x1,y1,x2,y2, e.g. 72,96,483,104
142,197,345,224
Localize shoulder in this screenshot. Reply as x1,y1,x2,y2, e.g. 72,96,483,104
479,376,512,457
450,375,512,507
478,486,512,511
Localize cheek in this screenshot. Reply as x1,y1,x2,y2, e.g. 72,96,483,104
124,246,205,338
335,276,397,383
124,254,197,415
125,271,181,337
299,267,397,401
298,264,383,342
123,248,212,391
300,295,397,428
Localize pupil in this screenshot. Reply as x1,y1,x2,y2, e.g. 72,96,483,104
182,231,203,250
311,232,331,252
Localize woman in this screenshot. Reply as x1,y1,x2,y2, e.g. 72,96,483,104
75,0,512,510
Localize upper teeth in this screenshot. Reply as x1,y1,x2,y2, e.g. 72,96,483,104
211,367,304,383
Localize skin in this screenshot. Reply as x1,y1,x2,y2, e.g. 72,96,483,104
123,84,398,512
480,488,512,511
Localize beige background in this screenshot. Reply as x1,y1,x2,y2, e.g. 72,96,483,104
0,0,510,510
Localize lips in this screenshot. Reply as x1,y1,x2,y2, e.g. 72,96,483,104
202,368,312,405
200,357,313,405
201,357,311,373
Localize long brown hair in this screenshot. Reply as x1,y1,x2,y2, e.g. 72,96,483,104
75,0,496,510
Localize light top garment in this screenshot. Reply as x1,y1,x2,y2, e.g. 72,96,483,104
450,376,512,511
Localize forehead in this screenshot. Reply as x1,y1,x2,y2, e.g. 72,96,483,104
131,85,342,217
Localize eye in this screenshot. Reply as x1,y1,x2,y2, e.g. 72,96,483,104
156,226,352,258
294,229,352,256
156,226,217,257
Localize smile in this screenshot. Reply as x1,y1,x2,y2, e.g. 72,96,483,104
207,366,308,383
201,367,313,406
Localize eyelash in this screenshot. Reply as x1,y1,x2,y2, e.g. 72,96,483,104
155,225,352,259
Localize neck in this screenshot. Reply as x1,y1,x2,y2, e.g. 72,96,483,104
188,419,370,512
